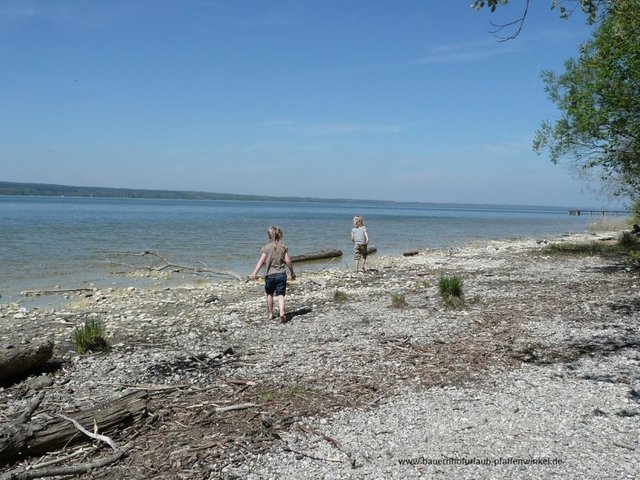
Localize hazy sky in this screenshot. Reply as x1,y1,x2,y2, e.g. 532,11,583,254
0,1,619,207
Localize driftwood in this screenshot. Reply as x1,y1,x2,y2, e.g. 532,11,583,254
0,414,128,480
0,390,148,466
403,250,419,257
291,249,342,263
107,251,244,281
0,341,53,383
20,288,94,297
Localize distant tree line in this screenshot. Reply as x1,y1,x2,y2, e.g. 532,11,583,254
0,181,265,200
0,181,385,204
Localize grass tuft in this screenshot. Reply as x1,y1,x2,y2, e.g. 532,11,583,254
72,319,108,354
390,293,407,308
438,275,464,307
333,290,348,302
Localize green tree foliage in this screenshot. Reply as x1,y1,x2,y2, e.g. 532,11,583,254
471,0,605,40
471,0,603,22
533,0,640,197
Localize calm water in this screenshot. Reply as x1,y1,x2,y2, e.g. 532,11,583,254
0,196,595,304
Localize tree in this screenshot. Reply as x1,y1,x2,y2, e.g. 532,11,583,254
471,0,606,40
532,0,640,197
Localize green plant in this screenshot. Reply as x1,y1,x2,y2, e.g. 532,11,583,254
631,197,640,225
391,293,407,308
541,242,607,256
287,385,306,397
72,319,108,354
438,275,464,307
625,250,640,270
333,290,348,302
258,388,276,401
618,231,639,249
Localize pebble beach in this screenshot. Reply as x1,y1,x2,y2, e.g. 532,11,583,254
1,231,639,479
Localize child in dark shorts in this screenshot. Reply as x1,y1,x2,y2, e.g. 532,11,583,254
249,226,296,322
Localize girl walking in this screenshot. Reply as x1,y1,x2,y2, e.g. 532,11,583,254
249,226,296,322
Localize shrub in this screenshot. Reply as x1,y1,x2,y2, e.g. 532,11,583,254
631,197,640,225
333,290,348,302
541,242,606,255
391,293,407,308
72,319,108,354
625,250,640,270
438,275,464,307
619,231,639,248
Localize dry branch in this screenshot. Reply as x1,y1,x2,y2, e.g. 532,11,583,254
106,251,244,280
215,403,259,413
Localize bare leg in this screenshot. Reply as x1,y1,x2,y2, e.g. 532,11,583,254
266,294,274,319
354,259,360,272
362,256,367,272
277,295,285,321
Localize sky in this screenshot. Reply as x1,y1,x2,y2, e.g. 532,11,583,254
0,0,622,207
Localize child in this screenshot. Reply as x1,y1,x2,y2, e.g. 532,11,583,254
249,226,296,322
350,215,369,272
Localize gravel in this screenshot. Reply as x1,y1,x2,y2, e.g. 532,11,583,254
1,231,638,479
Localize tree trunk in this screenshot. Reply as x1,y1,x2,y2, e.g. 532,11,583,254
0,390,148,466
0,341,53,383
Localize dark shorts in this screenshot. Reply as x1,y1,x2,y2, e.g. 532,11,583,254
265,272,287,296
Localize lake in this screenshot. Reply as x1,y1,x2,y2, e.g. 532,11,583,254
0,196,598,304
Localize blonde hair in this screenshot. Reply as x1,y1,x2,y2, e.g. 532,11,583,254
267,225,283,241
353,215,364,228
267,226,285,253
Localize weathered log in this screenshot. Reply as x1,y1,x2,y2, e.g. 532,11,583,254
291,249,342,263
403,250,419,257
20,288,94,297
0,390,148,466
0,341,53,383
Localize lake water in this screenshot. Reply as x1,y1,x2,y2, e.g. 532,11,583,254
0,196,598,304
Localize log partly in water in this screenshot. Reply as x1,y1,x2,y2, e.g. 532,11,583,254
291,246,377,263
291,249,342,263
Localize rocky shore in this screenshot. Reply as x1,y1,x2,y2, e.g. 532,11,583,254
1,232,639,479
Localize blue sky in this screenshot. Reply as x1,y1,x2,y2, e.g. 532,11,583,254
0,0,619,207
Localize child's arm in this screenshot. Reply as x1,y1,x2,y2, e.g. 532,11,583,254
284,251,296,280
364,229,369,244
248,253,267,280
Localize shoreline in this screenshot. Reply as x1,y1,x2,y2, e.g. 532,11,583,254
1,231,638,479
1,222,623,308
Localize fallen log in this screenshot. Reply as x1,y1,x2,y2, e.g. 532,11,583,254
403,250,419,257
291,249,342,263
20,288,94,297
0,390,148,466
0,341,53,383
